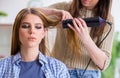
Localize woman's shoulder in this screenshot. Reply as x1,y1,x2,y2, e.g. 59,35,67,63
107,13,114,22
46,56,66,67
45,56,68,72
48,1,71,10
0,56,13,72
0,56,12,65
107,13,114,29
45,56,70,77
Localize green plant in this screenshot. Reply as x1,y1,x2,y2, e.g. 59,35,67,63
0,11,8,17
101,32,120,78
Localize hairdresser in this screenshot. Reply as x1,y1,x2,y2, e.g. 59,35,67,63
38,0,114,78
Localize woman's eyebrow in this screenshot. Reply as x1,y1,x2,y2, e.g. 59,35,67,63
21,22,43,25
35,23,43,25
21,22,29,24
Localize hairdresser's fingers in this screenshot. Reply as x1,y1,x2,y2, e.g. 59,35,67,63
78,18,87,28
68,24,76,33
73,18,85,32
75,18,84,30
61,10,73,20
77,18,89,36
72,18,80,31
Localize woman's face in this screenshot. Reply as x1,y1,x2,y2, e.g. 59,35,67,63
81,0,99,9
19,14,46,48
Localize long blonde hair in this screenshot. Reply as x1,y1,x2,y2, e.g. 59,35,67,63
11,8,59,55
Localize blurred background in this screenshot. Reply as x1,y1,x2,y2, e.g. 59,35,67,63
0,0,120,78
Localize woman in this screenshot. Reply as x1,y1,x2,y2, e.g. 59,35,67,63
39,0,114,78
0,8,70,78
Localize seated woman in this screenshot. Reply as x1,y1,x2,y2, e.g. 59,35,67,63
0,8,70,78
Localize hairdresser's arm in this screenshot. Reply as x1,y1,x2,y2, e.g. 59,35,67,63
68,18,111,70
37,8,72,20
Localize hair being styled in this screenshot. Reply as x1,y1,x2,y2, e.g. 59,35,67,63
11,8,59,55
65,0,112,54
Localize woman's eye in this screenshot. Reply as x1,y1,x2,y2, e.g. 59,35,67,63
35,25,42,29
21,24,30,28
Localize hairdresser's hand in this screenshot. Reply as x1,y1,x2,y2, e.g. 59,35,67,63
38,8,72,20
59,10,73,20
68,18,91,43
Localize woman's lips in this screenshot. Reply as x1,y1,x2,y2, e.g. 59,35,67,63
82,0,90,4
28,37,36,41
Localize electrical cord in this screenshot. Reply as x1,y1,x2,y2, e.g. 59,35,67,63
80,21,112,78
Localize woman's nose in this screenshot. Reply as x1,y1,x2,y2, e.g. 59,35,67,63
29,27,35,34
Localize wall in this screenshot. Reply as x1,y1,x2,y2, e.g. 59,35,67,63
0,0,29,56
111,0,120,32
0,0,70,24
0,24,12,56
0,0,29,23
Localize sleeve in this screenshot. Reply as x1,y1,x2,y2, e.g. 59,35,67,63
57,65,70,78
56,61,70,78
0,58,7,77
100,14,114,70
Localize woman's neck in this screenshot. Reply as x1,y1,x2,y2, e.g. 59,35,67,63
20,47,39,62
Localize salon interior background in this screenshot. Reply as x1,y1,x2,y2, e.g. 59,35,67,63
0,0,120,32
0,0,120,78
